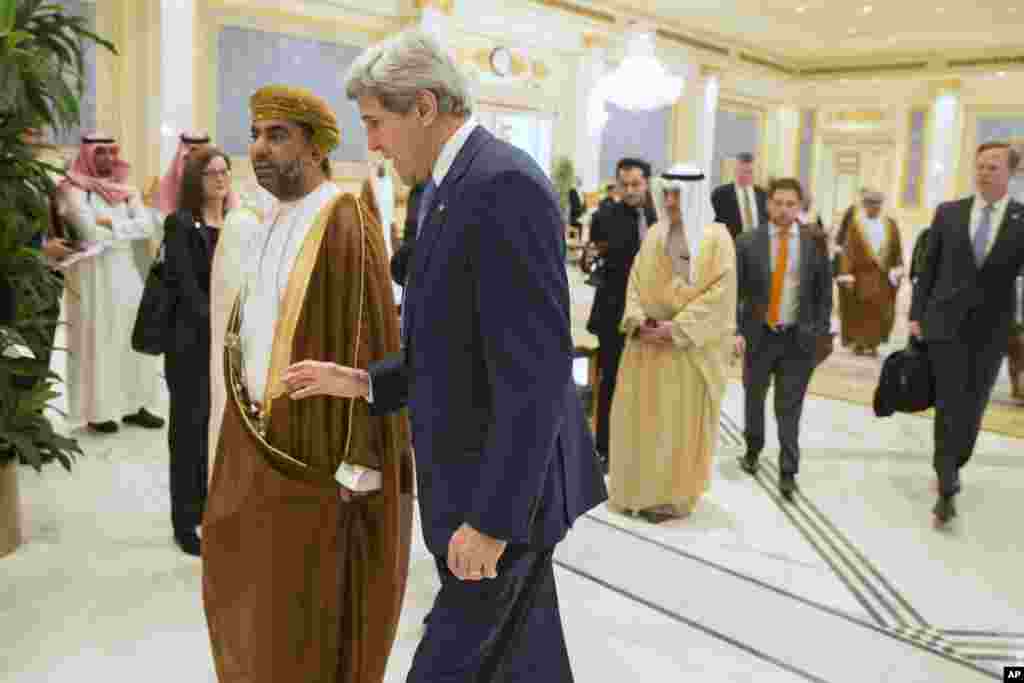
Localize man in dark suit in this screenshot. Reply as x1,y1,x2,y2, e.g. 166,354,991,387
734,178,833,499
586,157,657,473
909,141,1024,526
290,29,607,681
711,152,769,240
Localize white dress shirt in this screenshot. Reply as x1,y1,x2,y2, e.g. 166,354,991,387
735,183,760,231
770,221,801,326
970,193,1010,261
431,117,479,187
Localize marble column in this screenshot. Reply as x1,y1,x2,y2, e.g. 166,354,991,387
575,33,608,191
668,66,718,171
159,0,197,170
924,79,963,210
699,69,720,177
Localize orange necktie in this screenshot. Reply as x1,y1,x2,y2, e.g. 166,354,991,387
767,227,791,326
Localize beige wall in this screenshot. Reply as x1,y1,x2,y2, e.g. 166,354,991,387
79,0,1023,223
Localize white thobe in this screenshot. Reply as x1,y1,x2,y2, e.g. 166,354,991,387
863,216,886,257
59,187,161,424
239,181,340,402
370,173,402,303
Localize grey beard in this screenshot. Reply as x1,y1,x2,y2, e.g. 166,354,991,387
261,158,307,201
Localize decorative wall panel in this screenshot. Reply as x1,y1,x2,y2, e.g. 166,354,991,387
901,109,927,208
52,0,97,146
796,109,815,194
217,26,368,162
598,103,671,183
712,108,761,188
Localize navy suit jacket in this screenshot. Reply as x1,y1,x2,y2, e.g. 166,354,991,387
369,126,607,555
910,197,1024,342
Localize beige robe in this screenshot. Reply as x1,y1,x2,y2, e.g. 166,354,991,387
208,206,261,470
609,221,737,513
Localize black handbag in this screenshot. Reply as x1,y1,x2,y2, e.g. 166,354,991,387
131,239,174,356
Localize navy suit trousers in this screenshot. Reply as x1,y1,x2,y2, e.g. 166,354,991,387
406,547,572,683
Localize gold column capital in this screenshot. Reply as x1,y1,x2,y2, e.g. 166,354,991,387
414,0,454,15
582,32,608,50
700,65,722,79
930,78,961,97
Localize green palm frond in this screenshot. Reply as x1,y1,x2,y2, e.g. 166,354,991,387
0,0,116,470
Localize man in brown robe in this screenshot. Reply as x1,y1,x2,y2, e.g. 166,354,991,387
837,190,905,355
201,85,413,683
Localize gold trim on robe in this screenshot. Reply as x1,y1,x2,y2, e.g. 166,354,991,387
838,214,903,349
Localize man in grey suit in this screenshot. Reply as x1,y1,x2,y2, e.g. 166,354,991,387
734,178,833,499
909,141,1024,526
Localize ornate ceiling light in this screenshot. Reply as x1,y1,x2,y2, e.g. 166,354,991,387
594,23,684,112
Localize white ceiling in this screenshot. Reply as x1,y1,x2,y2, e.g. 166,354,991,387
604,0,1024,64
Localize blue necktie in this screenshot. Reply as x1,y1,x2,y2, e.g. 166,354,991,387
415,178,437,239
401,178,437,347
973,203,994,265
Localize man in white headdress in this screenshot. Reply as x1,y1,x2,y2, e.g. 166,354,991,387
609,162,737,523
57,132,164,433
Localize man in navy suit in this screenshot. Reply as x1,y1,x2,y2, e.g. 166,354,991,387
284,29,607,681
909,141,1024,526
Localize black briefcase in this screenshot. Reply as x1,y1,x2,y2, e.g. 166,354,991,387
873,338,935,417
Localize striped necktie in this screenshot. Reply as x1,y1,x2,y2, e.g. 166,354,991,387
973,203,994,265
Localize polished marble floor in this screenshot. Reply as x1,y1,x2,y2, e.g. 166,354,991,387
2,278,1023,682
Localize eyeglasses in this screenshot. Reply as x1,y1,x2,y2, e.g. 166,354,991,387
202,169,231,178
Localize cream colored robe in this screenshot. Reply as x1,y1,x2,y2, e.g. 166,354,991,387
609,221,737,513
208,206,261,469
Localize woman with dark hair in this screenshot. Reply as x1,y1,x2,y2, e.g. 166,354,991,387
162,146,231,556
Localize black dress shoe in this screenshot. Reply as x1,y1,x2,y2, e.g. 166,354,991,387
174,532,201,557
739,453,759,475
932,496,957,526
88,421,119,434
779,473,797,500
123,408,165,429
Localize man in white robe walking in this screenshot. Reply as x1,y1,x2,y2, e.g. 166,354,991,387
57,133,164,433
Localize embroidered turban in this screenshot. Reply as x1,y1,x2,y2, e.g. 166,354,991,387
250,85,340,154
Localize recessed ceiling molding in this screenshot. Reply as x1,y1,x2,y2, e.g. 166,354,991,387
801,61,929,77
655,27,731,57
738,52,796,76
527,0,617,25
831,109,886,124
947,55,1024,69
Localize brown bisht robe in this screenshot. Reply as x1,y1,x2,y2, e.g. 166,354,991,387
202,193,413,683
838,214,904,350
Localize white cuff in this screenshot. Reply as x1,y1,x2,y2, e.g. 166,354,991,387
365,374,373,404
335,462,382,492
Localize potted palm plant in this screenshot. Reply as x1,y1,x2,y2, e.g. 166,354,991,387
0,0,114,557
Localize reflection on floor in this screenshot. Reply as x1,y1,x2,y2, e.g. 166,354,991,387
3,373,1021,682
3,270,1023,682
